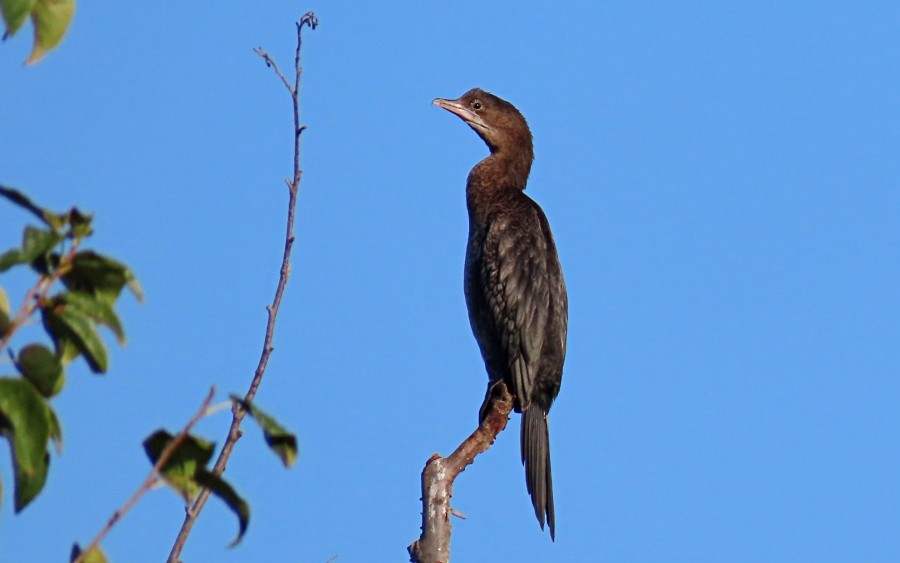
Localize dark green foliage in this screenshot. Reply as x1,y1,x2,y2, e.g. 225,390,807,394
232,396,299,468
61,251,143,306
0,186,139,512
16,343,64,397
41,299,109,373
0,378,53,511
70,543,107,563
3,186,297,553
1,0,76,64
144,431,250,546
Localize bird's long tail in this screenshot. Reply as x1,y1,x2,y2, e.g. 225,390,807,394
521,405,555,540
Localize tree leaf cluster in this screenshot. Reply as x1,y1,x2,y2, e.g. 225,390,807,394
1,0,75,65
144,431,250,547
0,186,139,513
141,397,298,547
3,186,300,556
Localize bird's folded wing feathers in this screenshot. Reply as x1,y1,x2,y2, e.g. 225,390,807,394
483,206,550,408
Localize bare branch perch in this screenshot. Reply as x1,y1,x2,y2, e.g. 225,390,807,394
408,383,514,563
166,12,317,562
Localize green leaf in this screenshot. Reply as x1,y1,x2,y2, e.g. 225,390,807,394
0,310,10,336
0,287,9,316
142,430,249,545
21,225,61,263
0,377,51,511
25,0,74,65
61,251,143,305
232,396,298,468
55,332,81,366
66,207,93,238
41,299,108,373
61,291,125,344
0,228,59,274
0,186,54,227
195,469,250,547
70,543,107,563
13,448,49,512
143,430,215,502
0,378,49,475
0,287,10,335
16,343,64,397
1,0,36,39
48,405,62,454
0,249,24,273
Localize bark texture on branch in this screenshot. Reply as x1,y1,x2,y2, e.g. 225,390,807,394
408,382,514,563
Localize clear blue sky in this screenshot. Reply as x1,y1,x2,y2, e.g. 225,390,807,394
2,2,899,561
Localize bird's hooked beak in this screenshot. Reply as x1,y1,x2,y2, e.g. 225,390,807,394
433,97,490,133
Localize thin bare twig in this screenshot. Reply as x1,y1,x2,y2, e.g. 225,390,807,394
408,383,515,563
252,48,293,96
73,387,216,563
166,12,317,562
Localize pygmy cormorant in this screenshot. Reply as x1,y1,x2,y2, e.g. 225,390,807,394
433,88,568,540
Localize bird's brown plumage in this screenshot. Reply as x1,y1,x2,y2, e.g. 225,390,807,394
433,88,568,540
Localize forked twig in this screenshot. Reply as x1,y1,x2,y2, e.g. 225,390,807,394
165,12,317,562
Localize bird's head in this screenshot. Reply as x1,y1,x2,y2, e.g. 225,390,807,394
433,88,533,157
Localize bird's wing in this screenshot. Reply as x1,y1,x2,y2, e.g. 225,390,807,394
482,202,550,409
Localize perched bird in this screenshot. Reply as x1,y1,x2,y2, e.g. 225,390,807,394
433,88,568,540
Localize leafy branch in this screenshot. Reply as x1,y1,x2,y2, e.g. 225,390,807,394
1,184,299,559
71,388,218,563
3,9,313,558
0,185,141,516
166,11,318,562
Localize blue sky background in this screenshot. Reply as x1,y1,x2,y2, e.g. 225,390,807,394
2,2,899,561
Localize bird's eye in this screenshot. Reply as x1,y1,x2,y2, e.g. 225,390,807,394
472,100,482,110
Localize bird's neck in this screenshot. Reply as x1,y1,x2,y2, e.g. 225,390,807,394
466,151,533,224
467,149,533,197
